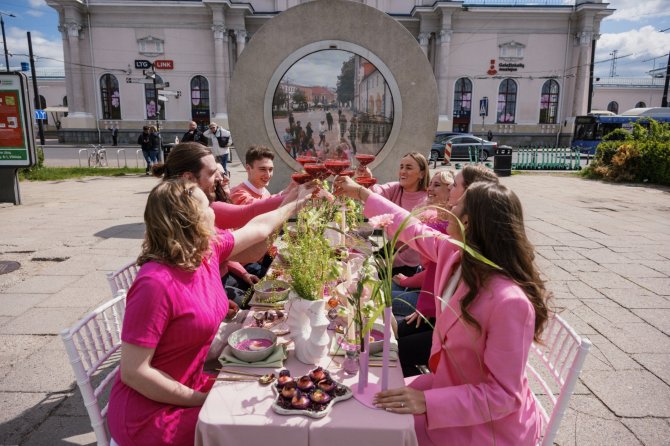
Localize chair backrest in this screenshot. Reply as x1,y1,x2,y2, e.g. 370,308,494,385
526,314,591,446
60,291,126,446
106,261,139,296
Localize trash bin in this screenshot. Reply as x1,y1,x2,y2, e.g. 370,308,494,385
162,143,175,162
493,145,513,177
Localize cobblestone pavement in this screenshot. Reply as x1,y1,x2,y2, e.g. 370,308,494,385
0,169,668,445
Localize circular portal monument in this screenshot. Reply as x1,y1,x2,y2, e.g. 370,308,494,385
229,0,437,189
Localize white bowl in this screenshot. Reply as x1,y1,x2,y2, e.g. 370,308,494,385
253,279,291,303
228,327,277,362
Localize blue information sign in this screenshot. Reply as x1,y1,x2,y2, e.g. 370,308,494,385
34,109,47,120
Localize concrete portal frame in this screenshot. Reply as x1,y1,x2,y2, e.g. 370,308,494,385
228,0,438,190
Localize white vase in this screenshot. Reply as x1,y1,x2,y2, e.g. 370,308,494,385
286,292,330,364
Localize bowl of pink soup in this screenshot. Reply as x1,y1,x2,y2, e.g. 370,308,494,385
228,327,278,362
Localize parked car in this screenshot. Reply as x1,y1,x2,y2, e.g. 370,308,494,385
429,131,471,161
430,135,497,162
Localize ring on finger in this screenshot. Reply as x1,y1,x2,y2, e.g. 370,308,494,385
400,402,405,408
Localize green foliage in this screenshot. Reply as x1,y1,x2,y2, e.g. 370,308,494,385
602,128,632,142
283,199,340,300
19,166,145,181
336,56,354,105
18,146,45,177
584,119,670,185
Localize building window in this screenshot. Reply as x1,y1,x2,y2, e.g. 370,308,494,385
497,79,517,123
539,79,560,124
607,101,619,114
145,74,165,120
453,78,472,119
62,96,68,116
190,75,210,126
635,101,646,108
100,74,121,120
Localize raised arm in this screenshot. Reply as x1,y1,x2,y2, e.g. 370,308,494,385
212,195,283,229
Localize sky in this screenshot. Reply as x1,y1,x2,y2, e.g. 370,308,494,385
0,0,669,79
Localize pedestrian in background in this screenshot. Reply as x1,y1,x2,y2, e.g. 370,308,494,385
108,124,119,146
204,122,232,176
487,130,493,141
182,121,207,145
137,126,159,175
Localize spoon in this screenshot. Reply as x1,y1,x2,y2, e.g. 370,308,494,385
218,368,277,385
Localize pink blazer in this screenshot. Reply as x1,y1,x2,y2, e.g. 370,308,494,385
364,194,541,446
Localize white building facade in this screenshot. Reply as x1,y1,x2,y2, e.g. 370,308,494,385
45,0,615,145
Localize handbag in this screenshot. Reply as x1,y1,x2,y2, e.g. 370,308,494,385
216,131,230,147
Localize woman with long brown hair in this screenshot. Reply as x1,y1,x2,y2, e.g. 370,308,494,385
335,176,550,446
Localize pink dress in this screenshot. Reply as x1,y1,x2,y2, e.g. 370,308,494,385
108,230,234,446
370,182,427,268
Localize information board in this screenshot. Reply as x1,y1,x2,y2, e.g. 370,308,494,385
0,72,35,167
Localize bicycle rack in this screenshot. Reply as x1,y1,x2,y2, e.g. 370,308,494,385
136,149,144,168
116,149,127,168
78,148,90,167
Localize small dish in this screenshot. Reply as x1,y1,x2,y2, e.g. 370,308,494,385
253,279,291,304
228,327,277,362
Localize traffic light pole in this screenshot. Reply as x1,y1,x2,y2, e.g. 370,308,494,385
662,51,670,108
27,32,45,145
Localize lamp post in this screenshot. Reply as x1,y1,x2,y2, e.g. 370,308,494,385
1,11,16,72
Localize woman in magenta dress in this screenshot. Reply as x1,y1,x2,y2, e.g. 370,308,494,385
107,179,306,445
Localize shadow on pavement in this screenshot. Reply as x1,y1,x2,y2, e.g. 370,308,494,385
95,223,145,240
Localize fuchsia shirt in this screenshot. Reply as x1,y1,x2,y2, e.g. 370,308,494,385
108,230,234,446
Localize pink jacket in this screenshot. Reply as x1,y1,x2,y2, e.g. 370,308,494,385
364,194,541,446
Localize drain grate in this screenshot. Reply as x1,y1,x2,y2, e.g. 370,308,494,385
0,260,20,275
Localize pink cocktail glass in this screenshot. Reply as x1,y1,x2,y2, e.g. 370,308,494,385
304,163,329,181
296,156,318,166
339,169,355,177
354,154,376,167
355,176,378,188
291,172,313,185
324,159,351,176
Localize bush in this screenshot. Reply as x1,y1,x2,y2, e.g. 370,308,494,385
583,119,670,186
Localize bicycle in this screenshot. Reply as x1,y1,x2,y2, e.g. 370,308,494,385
88,144,108,168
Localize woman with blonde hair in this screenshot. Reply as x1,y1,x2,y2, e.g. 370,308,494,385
358,151,430,276
107,178,309,446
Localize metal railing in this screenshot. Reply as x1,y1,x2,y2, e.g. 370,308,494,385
512,146,581,170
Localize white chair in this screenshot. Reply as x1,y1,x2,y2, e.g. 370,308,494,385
61,292,126,446
526,314,591,446
106,261,139,296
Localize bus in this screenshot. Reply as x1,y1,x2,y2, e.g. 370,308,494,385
571,108,670,155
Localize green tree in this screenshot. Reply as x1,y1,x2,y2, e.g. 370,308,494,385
337,56,354,105
292,89,307,110
273,87,287,110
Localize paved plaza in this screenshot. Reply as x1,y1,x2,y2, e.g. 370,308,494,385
0,165,669,445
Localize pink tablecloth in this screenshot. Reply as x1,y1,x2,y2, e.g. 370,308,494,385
196,344,418,446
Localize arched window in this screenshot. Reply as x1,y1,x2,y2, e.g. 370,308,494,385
607,101,619,114
100,74,121,119
190,75,210,126
539,79,560,124
497,79,517,123
635,101,646,108
145,74,165,120
453,78,472,119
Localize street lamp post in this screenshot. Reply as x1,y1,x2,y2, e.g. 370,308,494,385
1,11,16,72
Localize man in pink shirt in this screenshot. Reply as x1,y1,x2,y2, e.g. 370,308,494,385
230,145,275,205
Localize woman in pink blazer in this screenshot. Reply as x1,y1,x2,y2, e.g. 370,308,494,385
335,177,550,446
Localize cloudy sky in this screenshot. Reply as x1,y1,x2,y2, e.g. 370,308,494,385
1,0,669,79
